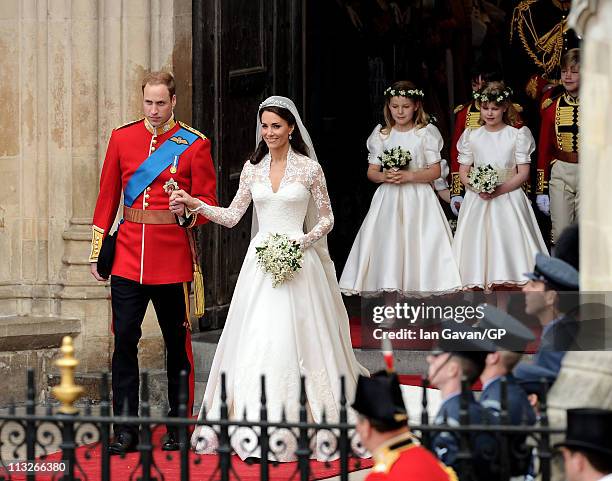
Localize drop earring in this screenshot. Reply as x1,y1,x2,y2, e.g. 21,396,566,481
289,133,293,140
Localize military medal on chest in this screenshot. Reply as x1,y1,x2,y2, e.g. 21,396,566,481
170,155,179,174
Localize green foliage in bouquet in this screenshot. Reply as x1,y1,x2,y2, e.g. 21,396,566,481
255,233,304,287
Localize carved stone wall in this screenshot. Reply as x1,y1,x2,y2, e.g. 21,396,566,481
569,0,612,291
0,0,192,404
547,6,612,481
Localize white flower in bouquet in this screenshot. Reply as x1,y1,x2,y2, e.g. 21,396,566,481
378,146,412,171
255,233,304,287
467,164,499,194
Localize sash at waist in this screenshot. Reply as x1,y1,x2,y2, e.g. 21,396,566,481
495,168,517,184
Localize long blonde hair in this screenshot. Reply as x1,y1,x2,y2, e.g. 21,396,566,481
478,81,519,126
381,80,430,134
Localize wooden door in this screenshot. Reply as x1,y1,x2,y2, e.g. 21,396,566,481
193,0,303,329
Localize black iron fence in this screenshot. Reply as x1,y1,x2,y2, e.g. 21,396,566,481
0,366,564,481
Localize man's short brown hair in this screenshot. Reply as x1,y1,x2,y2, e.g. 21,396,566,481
142,71,175,98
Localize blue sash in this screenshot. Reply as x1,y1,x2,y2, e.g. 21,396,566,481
123,127,198,207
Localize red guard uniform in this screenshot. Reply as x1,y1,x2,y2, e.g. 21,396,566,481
90,117,217,283
89,116,217,441
449,100,482,199
537,92,579,241
366,432,457,481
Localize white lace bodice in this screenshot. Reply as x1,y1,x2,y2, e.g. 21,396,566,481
194,150,333,250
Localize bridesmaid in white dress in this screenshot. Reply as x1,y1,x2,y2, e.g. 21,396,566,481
170,96,368,462
452,81,548,289
339,81,462,296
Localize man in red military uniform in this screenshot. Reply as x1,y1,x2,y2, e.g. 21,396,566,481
536,49,580,243
352,370,456,481
89,71,217,454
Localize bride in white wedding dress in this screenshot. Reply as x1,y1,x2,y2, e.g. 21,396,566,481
170,96,368,462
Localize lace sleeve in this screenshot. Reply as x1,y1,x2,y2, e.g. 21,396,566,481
297,163,334,250
193,162,252,228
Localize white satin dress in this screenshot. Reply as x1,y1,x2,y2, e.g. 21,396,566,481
339,124,462,296
190,149,368,461
452,125,548,289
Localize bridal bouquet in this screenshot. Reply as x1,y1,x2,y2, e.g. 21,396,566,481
255,233,304,287
467,164,499,193
378,147,412,171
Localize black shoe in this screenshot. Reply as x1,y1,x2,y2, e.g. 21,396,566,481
161,431,182,451
108,432,138,455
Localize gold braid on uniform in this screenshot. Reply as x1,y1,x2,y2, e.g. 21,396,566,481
511,0,568,76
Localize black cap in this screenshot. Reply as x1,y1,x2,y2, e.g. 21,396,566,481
477,305,535,352
352,370,408,428
433,321,497,375
554,408,612,457
553,223,579,271
525,253,579,291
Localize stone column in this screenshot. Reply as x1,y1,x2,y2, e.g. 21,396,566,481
569,0,612,291
546,4,612,481
0,0,193,404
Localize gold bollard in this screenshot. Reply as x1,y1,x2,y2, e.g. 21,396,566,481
52,336,84,414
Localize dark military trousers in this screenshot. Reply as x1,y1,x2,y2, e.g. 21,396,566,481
110,276,194,437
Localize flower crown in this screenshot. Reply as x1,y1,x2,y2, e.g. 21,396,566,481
478,87,513,104
384,87,425,99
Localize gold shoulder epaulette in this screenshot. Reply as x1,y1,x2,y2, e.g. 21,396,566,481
453,104,464,115
179,121,207,141
541,98,554,110
525,76,538,100
513,102,523,113
114,118,143,130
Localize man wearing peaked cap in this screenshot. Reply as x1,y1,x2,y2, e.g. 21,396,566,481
514,253,580,396
556,408,612,481
478,305,536,476
525,252,579,290
352,370,456,481
427,321,496,479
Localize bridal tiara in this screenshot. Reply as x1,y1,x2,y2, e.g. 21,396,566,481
259,98,293,111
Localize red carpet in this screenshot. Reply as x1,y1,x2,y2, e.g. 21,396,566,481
16,428,372,481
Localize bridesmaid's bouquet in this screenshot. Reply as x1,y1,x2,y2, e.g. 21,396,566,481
255,233,304,287
467,164,499,193
379,147,412,171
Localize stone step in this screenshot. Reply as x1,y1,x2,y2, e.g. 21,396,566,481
191,330,429,380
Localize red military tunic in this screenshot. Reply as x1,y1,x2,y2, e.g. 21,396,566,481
89,117,217,284
449,101,482,198
366,432,457,481
536,92,579,195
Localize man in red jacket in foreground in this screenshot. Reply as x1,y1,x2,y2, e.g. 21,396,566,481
352,369,456,480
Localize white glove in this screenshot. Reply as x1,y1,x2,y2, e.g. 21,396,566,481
450,196,463,217
536,194,550,216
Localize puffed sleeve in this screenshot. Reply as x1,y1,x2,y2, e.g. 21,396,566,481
422,123,443,166
433,158,450,191
515,126,536,164
457,129,474,166
366,124,384,164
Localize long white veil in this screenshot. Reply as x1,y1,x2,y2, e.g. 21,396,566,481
252,96,339,279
